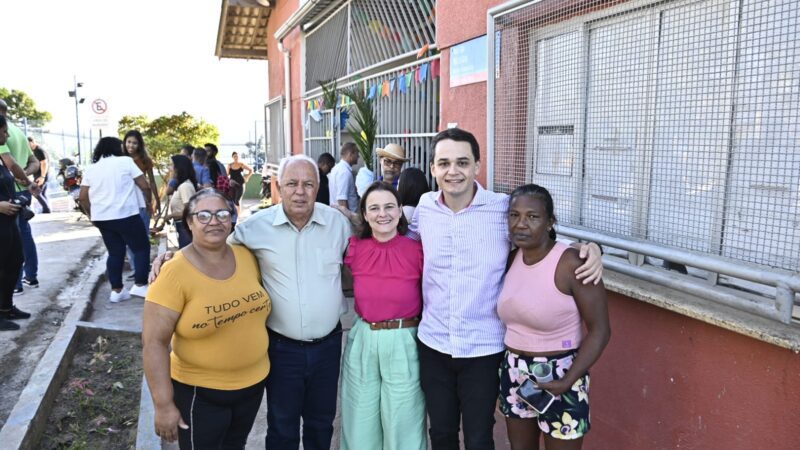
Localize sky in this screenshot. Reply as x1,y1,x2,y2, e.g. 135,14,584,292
2,0,269,155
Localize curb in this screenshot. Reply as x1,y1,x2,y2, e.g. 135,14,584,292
0,253,106,450
135,232,169,450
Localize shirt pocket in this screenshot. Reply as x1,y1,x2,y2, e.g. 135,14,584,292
316,248,341,276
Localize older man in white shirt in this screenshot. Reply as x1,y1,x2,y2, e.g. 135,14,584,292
151,154,351,450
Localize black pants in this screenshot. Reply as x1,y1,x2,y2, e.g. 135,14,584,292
172,378,265,450
418,341,504,450
265,325,343,450
0,217,23,310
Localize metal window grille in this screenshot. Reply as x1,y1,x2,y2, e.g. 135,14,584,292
303,56,441,187
489,0,800,323
349,0,437,71
303,106,336,163
305,5,349,91
265,97,285,166
304,1,438,91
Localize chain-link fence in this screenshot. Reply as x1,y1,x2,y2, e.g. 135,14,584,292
491,0,799,273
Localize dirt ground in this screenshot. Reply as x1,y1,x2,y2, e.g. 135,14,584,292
40,332,142,450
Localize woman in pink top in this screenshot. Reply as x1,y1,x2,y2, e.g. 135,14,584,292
339,182,426,450
497,184,610,449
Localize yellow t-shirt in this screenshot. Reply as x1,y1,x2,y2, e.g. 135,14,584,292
146,244,271,390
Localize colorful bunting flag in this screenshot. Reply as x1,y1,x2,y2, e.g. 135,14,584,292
406,71,413,88
368,85,377,99
431,59,441,79
389,78,396,93
381,80,390,97
399,73,407,94
420,63,428,82
416,43,430,59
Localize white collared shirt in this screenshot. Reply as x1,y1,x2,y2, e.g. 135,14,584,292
408,183,512,357
329,159,359,212
229,203,352,340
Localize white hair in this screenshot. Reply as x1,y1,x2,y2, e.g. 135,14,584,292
277,154,320,184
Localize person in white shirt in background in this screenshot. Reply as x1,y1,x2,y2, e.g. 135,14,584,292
328,142,360,212
79,137,152,303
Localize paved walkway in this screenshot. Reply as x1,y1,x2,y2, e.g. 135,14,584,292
0,195,103,428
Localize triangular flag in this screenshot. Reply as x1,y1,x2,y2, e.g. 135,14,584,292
399,74,407,94
390,78,396,93
431,59,440,79
306,101,311,111
420,63,428,82
415,67,421,83
406,72,413,88
416,43,430,59
368,85,377,99
381,80,390,97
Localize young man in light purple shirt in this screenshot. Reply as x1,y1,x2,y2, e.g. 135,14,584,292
408,128,602,450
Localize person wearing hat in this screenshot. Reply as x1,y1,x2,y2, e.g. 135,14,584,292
376,143,408,187
356,143,409,197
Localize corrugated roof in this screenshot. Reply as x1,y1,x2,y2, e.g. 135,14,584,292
215,0,271,60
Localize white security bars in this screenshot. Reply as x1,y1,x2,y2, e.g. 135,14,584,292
304,56,442,187
304,0,438,91
265,97,285,166
488,0,800,323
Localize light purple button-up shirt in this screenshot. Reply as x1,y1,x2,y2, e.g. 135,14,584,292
409,183,511,358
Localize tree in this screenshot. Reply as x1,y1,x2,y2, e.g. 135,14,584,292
0,87,53,124
118,112,220,179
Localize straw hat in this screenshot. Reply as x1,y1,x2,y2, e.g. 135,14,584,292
375,143,409,162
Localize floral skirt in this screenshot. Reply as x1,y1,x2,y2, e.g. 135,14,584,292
498,349,590,440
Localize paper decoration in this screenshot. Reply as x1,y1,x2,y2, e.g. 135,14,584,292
368,85,377,99
416,43,430,59
406,71,413,88
390,78,396,93
431,59,441,79
381,80,390,97
420,63,428,82
399,74,408,94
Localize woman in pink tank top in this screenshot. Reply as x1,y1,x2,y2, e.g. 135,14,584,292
497,184,611,449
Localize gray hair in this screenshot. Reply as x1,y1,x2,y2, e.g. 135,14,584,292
182,188,235,227
277,154,319,184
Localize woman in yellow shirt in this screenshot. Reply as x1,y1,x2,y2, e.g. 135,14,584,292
143,189,271,448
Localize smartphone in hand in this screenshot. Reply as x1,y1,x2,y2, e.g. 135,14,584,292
517,378,556,414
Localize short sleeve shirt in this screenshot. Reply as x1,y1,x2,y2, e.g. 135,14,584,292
329,160,359,212
80,156,144,221
146,245,271,390
0,122,33,191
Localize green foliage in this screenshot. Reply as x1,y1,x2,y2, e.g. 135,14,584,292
0,87,53,124
341,86,377,171
117,112,220,179
319,79,339,111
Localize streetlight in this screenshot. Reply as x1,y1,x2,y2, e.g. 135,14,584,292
68,76,85,163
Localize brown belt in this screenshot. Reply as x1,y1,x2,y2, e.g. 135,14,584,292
368,317,421,330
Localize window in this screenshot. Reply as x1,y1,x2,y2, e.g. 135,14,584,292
490,0,800,323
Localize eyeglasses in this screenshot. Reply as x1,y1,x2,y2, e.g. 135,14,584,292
191,209,232,224
382,159,404,169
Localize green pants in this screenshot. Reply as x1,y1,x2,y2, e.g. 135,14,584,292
340,318,427,450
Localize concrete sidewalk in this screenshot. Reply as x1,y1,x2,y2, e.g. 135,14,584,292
0,207,103,428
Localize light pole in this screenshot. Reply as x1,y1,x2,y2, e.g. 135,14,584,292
68,76,85,163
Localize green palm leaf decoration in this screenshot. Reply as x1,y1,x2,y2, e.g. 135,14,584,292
342,86,377,171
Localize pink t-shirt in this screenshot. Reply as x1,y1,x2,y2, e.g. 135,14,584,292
344,234,423,323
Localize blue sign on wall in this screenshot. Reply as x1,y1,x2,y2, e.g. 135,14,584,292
450,35,488,87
